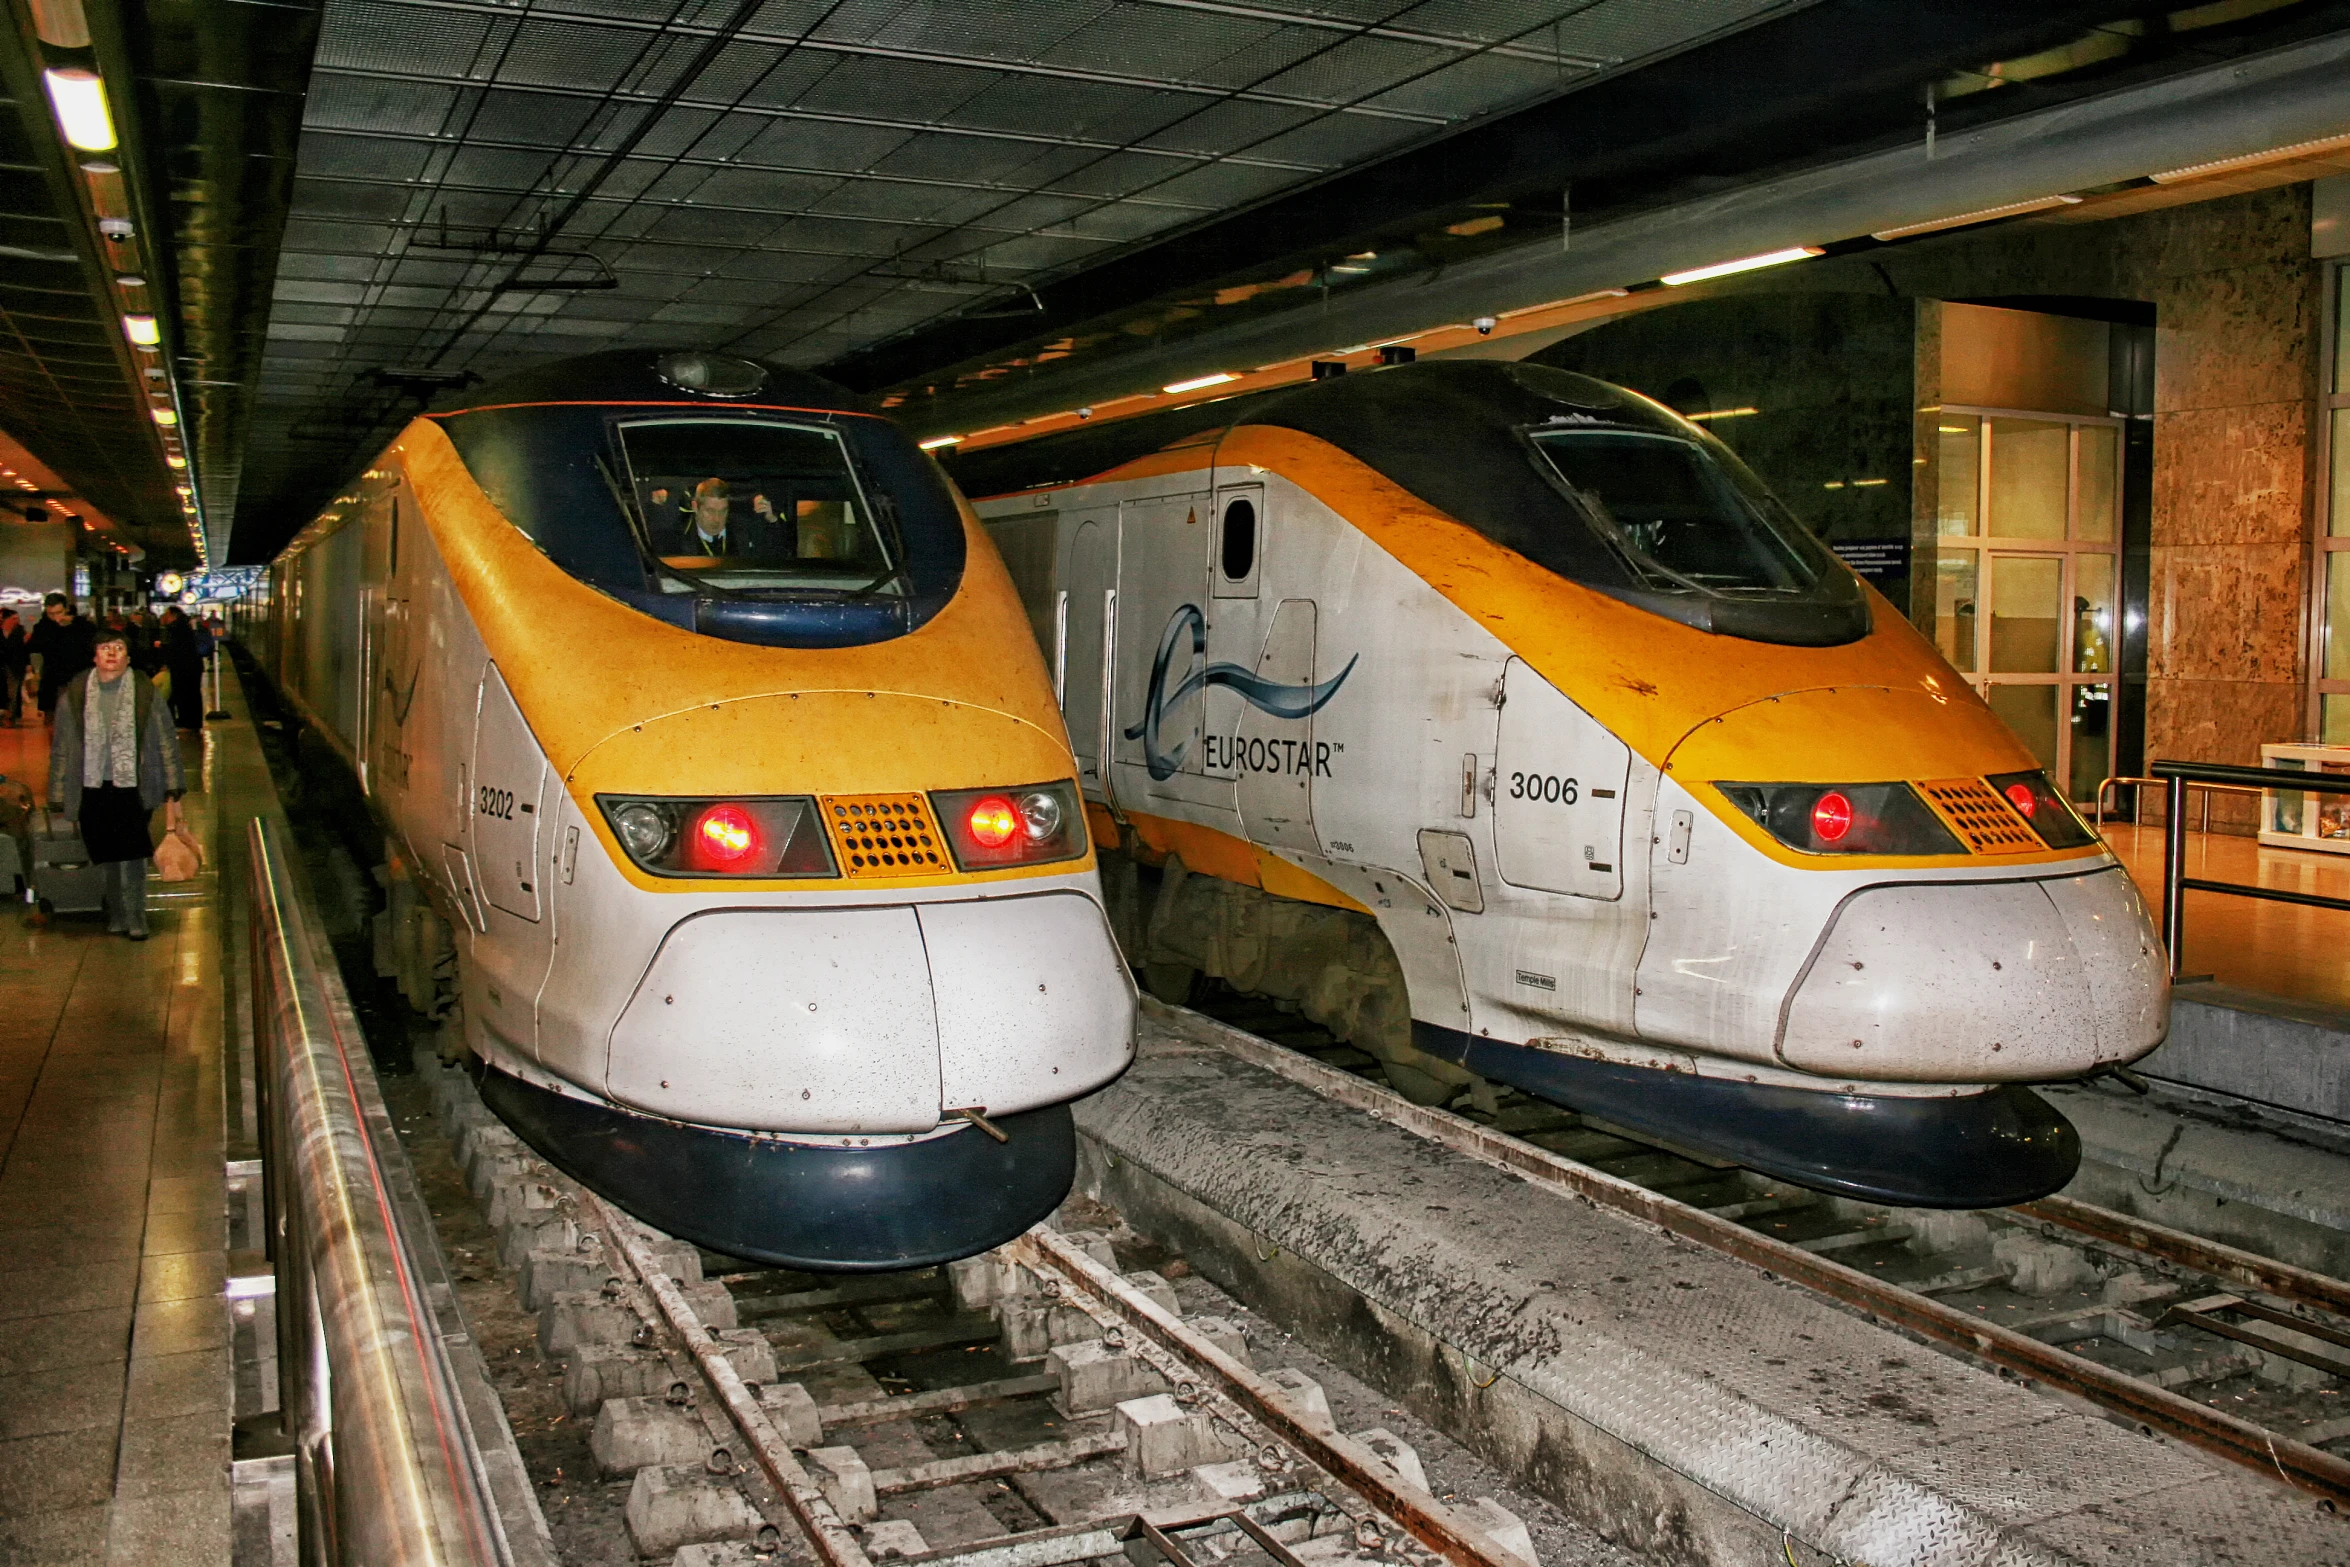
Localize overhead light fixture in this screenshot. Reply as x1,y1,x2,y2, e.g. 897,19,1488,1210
42,68,115,152
1659,246,1823,287
917,435,961,450
2151,130,2350,185
1686,406,1759,422
165,455,185,468
122,313,158,346
1163,372,1237,395
1871,195,2082,241
150,407,176,426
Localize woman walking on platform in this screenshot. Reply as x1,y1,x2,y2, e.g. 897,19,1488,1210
49,625,185,939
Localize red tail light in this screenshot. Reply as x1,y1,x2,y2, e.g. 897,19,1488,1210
2002,782,2038,816
1810,791,1853,843
691,802,761,869
965,795,1019,848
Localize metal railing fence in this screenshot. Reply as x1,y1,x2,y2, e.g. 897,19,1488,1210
249,816,512,1566
2148,759,2350,981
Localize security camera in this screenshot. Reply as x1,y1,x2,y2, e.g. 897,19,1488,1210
1473,316,1496,336
98,217,133,241
1075,407,1093,421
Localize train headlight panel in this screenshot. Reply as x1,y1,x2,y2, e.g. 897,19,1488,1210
1719,781,1963,857
596,795,834,877
934,781,1085,870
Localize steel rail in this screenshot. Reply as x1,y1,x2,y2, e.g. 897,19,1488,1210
1008,1227,1529,1567
586,1194,877,1567
2017,1194,2350,1320
248,817,512,1565
1150,999,2350,1505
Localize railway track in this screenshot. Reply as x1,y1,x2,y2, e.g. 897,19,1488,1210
413,1053,1559,1567
1179,981,2350,1509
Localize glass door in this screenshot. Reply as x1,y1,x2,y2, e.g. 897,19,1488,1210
1934,409,2122,802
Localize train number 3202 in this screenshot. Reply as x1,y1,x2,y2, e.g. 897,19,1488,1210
1508,772,1579,805
476,785,517,820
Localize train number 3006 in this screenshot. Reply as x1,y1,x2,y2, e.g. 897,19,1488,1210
1508,772,1579,805
476,785,517,820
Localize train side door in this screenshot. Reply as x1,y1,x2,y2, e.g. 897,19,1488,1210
467,663,555,1062
1232,599,1322,854
470,664,548,922
1112,491,1217,807
1060,515,1113,798
1493,657,1629,899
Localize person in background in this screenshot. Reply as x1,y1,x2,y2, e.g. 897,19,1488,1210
0,608,26,726
159,606,203,731
49,624,184,940
26,594,95,727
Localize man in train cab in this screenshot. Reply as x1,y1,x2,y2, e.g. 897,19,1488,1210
26,593,95,727
670,476,777,558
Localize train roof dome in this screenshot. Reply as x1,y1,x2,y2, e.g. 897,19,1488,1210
429,349,869,416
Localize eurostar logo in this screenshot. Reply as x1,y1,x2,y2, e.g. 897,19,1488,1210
1122,603,1355,781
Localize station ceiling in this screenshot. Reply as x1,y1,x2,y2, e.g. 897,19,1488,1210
4,0,2350,566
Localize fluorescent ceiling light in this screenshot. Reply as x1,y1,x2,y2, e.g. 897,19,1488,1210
2151,130,2350,184
1871,194,2082,241
1163,372,1237,395
1659,246,1823,286
150,407,176,426
42,68,115,152
165,455,185,468
917,435,960,450
1686,406,1759,422
122,313,158,346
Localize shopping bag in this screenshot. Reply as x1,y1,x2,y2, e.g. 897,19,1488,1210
153,825,203,882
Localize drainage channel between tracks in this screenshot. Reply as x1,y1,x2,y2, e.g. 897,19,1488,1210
1172,986,2350,1509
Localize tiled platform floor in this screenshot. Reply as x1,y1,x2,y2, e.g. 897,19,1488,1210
0,714,227,1565
2103,820,2350,1011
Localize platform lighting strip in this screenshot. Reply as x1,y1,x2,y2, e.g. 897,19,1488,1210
41,68,114,151
1162,371,1238,395
2150,129,2350,184
1870,194,2082,241
1658,246,1823,286
1685,406,1757,422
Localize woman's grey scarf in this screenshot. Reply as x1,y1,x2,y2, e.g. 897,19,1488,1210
82,672,138,789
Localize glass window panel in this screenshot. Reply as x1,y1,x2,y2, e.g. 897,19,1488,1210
1936,548,1977,672
1937,414,1979,536
1988,418,2068,539
2335,409,2350,537
1988,683,2059,771
1989,554,2063,672
2068,684,2112,803
2074,554,2115,673
2326,693,2350,746
2337,267,2350,394
2327,550,2350,681
2075,424,2117,541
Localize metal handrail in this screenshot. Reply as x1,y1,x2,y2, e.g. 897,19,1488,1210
2092,773,2262,835
2150,759,2350,981
250,817,512,1566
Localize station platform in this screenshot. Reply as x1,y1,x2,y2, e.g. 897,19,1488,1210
0,690,249,1564
2103,822,2350,1012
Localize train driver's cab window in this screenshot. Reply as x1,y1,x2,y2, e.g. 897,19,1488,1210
1528,427,1821,594
616,419,900,594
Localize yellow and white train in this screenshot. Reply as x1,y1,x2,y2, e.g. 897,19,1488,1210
241,349,1136,1269
973,360,2166,1207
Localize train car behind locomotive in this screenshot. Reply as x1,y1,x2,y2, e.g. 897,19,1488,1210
241,350,1136,1269
969,360,2167,1208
